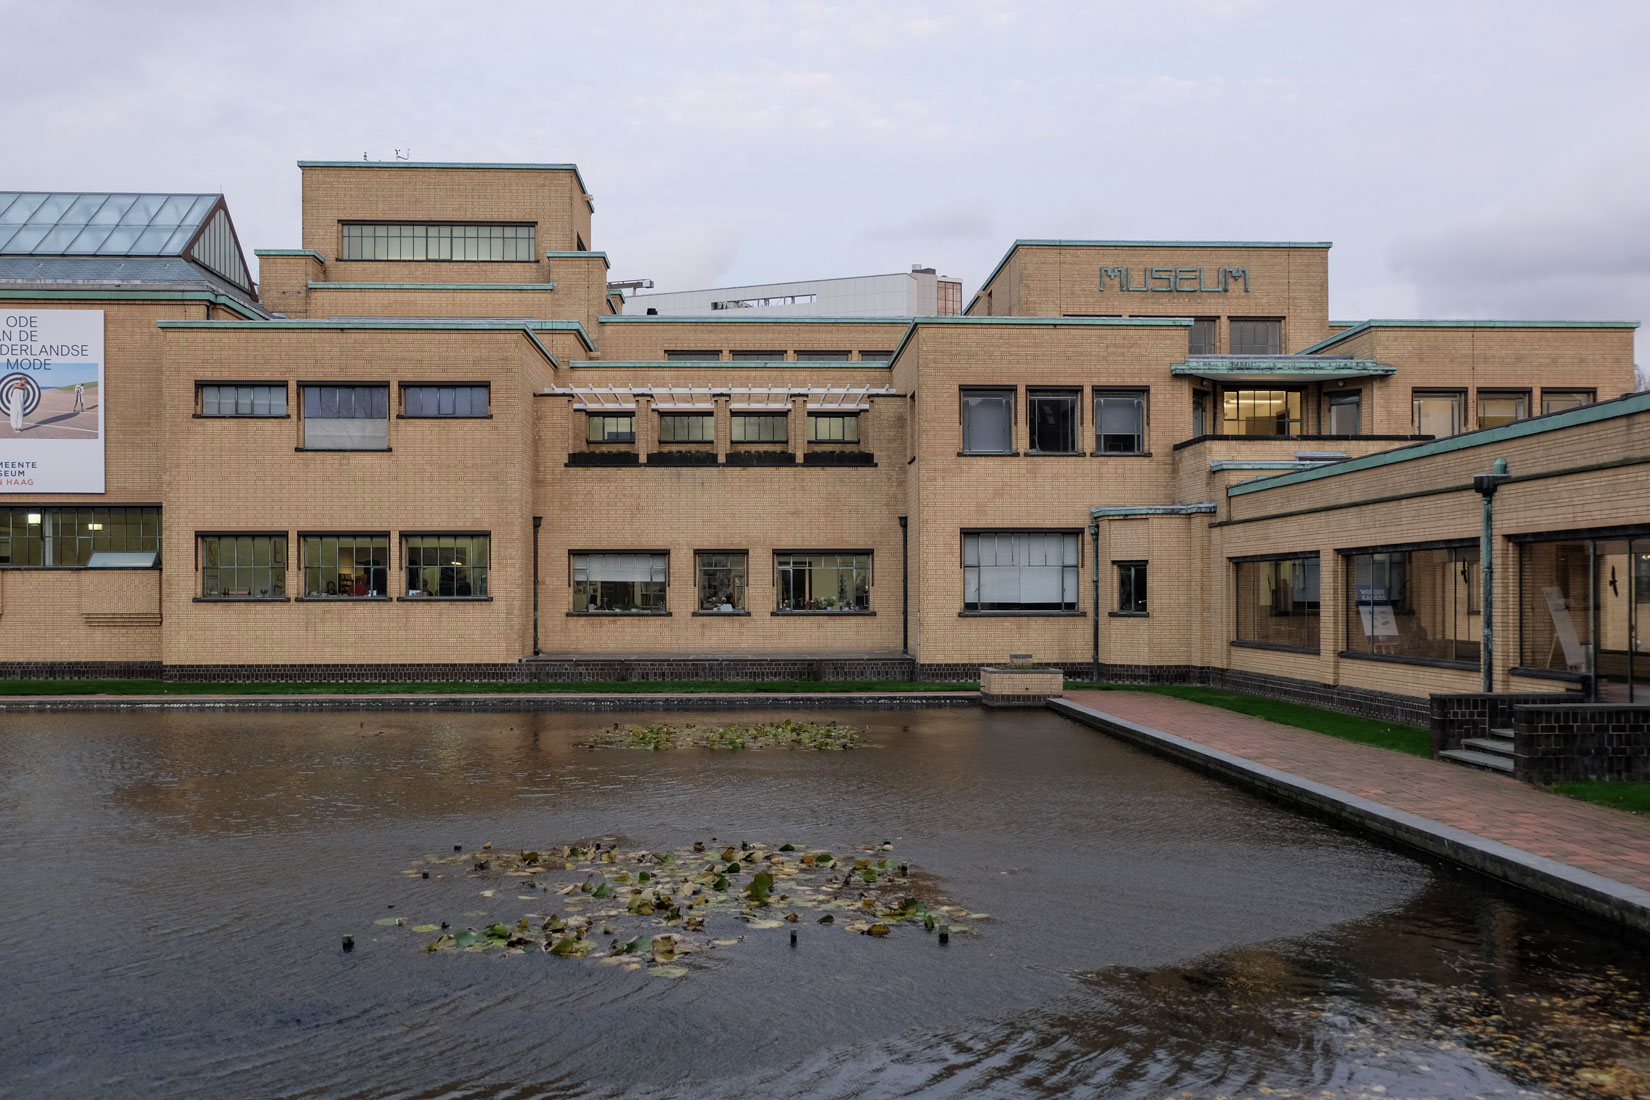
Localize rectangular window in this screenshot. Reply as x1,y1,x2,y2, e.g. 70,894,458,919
696,551,747,611
1328,390,1361,436
793,350,852,362
807,414,859,443
1221,389,1301,436
1192,390,1208,437
731,413,788,443
664,350,720,362
302,534,388,598
1188,318,1218,355
857,351,894,363
963,531,1079,612
1094,389,1147,453
659,413,713,443
1345,546,1480,665
1413,391,1464,438
1027,388,1080,454
301,385,389,449
775,552,871,612
339,222,534,262
1116,561,1148,615
1541,389,1594,415
201,534,286,598
961,389,1014,454
1477,391,1528,430
729,350,785,362
198,383,286,417
587,413,636,443
1229,318,1283,355
1234,554,1320,652
0,507,161,568
572,552,667,612
403,384,489,418
403,533,489,597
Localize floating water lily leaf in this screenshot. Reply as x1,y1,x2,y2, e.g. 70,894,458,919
374,917,404,926
651,965,688,978
712,876,729,892
454,930,482,948
411,924,441,933
591,882,613,899
745,871,774,904
485,923,510,938
745,918,784,930
867,923,891,937
549,937,591,957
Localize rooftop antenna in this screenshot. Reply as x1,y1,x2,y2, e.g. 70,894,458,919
394,148,410,161
362,152,368,161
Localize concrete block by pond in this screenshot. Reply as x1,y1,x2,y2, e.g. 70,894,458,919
979,666,1063,708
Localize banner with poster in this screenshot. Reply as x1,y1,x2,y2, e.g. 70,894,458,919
0,309,104,492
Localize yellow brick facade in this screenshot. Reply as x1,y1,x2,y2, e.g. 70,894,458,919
1,161,1643,704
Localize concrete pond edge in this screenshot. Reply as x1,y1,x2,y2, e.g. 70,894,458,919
1048,697,1650,938
0,691,980,713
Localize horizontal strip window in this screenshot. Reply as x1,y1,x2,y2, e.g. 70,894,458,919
403,384,488,418
0,506,161,568
201,534,286,598
963,531,1079,612
1344,546,1481,663
1507,524,1650,545
572,551,667,612
807,413,858,443
340,222,535,262
199,383,286,417
404,533,489,598
1234,553,1319,652
587,412,635,443
660,413,713,443
302,534,388,598
302,385,388,450
793,350,852,362
775,551,871,612
732,413,788,443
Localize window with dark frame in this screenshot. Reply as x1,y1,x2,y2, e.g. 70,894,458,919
1344,545,1480,665
1228,318,1282,355
857,351,894,362
301,384,389,449
1413,391,1463,438
339,222,534,262
1188,318,1218,355
659,413,713,443
731,413,788,443
0,507,161,568
793,350,852,362
1116,561,1148,614
199,383,286,417
1027,388,1080,454
729,350,785,362
403,385,489,418
961,388,1014,454
587,412,636,443
302,534,388,598
775,552,871,611
1328,390,1361,436
201,534,286,598
696,551,747,611
571,552,668,612
807,413,859,443
1541,390,1594,415
1192,390,1208,437
1221,389,1301,436
1233,554,1320,652
1094,389,1147,453
1477,391,1528,430
664,350,721,362
404,534,490,598
963,531,1080,612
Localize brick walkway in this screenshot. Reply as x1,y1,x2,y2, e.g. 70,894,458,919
1062,690,1650,896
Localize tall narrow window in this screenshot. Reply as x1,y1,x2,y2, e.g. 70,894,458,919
404,534,490,598
775,552,871,611
1233,554,1320,652
1328,391,1361,436
571,552,668,612
960,389,1013,454
302,534,388,598
1413,391,1463,438
200,535,286,598
301,385,389,449
1477,391,1528,429
696,551,747,611
963,532,1079,612
1188,318,1218,355
1116,561,1148,615
1027,388,1080,454
1094,389,1147,453
1229,318,1282,355
1192,390,1208,438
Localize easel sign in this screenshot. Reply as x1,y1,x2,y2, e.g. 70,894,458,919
1543,586,1588,672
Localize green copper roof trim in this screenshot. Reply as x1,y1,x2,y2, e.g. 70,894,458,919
1170,357,1395,377
545,251,610,269
1228,391,1650,498
1210,460,1336,472
1299,318,1641,355
154,317,589,358
975,238,1333,298
1090,502,1216,517
889,314,1191,367
597,315,906,324
255,249,327,261
0,287,264,319
567,359,890,370
307,282,557,291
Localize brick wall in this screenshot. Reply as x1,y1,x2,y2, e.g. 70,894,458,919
1513,705,1650,782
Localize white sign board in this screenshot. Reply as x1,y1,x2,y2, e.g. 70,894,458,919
0,310,105,493
1358,603,1400,641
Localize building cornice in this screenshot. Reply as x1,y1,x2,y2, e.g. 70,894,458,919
1299,318,1641,355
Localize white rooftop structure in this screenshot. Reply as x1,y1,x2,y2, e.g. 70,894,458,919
621,265,962,318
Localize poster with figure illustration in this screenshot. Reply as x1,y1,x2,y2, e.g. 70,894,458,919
0,310,104,492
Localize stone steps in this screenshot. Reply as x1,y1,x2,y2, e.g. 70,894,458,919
1439,747,1515,773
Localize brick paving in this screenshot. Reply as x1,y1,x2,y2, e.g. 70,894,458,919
1063,689,1650,895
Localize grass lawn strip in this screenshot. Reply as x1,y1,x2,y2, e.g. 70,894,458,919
0,678,975,697
1549,781,1650,816
1064,681,1431,758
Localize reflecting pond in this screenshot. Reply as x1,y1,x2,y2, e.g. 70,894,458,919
1,707,1647,1098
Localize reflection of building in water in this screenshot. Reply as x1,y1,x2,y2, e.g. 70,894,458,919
0,162,1644,715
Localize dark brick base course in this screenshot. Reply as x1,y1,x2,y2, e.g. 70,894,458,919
1514,704,1650,783
0,661,163,680
1429,692,1582,756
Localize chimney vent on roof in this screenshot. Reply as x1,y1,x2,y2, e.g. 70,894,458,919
912,264,936,274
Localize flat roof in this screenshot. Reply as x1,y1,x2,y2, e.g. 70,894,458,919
888,314,1192,366
296,161,593,210
973,238,1334,303
1227,390,1650,497
1300,318,1641,355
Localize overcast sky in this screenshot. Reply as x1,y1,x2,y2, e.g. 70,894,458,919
7,0,1647,369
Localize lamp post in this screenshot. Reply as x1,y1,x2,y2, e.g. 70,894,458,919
1089,520,1101,683
1471,458,1510,693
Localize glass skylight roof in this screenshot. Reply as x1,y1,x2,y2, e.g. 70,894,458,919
0,192,251,290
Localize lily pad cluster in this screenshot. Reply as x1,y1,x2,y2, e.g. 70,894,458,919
577,719,863,752
386,838,985,976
